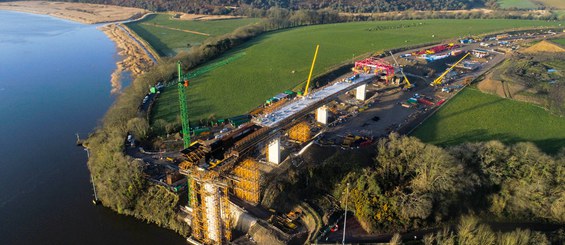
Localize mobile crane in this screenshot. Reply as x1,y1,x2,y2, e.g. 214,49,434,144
430,53,470,86
389,51,413,90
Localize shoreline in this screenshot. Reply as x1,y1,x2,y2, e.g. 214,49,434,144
99,23,155,94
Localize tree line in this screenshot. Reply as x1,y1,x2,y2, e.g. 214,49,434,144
389,215,563,244
10,0,485,14
263,133,564,239
336,134,564,233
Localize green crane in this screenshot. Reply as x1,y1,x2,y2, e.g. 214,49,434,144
177,61,191,149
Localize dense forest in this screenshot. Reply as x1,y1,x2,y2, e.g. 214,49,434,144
263,133,564,237
11,0,487,14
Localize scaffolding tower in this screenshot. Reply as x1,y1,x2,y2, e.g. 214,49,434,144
186,169,232,245
232,158,260,204
288,122,311,143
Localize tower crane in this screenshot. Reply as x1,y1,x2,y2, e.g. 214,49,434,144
303,45,320,96
177,61,191,149
389,51,413,90
430,52,470,86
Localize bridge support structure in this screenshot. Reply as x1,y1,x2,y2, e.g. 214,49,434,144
316,106,328,124
266,137,281,164
356,84,366,101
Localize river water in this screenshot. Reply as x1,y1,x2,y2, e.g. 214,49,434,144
0,11,185,244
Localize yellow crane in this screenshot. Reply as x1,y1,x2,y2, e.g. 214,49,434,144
303,45,320,96
430,52,470,86
389,51,413,90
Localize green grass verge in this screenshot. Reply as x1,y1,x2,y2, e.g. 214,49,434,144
125,14,260,56
498,0,538,9
552,38,565,46
151,19,565,124
411,88,565,154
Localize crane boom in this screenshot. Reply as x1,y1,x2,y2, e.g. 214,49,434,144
177,61,191,148
389,51,413,89
430,52,470,86
304,45,320,96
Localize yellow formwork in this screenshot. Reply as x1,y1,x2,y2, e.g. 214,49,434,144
190,178,204,241
221,187,232,242
288,122,311,143
232,158,260,204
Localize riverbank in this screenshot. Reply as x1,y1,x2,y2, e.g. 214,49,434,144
99,24,155,93
0,1,147,24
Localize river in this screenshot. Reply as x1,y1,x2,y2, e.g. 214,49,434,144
0,11,185,244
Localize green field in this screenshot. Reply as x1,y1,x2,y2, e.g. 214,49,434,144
150,19,565,124
126,14,260,56
498,0,538,9
553,38,565,46
412,88,565,154
538,0,565,9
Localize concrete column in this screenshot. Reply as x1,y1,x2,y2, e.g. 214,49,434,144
267,137,281,164
316,106,328,125
356,84,367,101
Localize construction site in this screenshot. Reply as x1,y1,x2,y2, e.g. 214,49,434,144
128,29,559,244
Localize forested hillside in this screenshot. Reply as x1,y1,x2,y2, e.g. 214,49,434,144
10,0,486,14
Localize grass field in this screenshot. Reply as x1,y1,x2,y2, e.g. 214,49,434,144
538,0,565,9
126,14,259,56
498,0,565,9
412,88,565,154
498,0,538,9
553,38,565,46
150,19,565,124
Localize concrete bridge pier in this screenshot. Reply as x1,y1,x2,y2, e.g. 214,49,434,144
267,137,281,164
316,106,328,124
356,84,366,101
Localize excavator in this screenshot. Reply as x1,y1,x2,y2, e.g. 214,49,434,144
430,52,470,86
389,51,413,90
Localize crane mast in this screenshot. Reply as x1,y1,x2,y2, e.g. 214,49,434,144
389,51,413,89
304,45,320,96
177,61,191,148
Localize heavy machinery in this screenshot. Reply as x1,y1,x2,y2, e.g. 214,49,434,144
352,57,395,83
304,45,320,96
389,51,413,90
430,52,470,86
177,61,191,148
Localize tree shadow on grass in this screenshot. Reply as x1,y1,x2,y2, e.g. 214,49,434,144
126,23,171,57
438,129,565,155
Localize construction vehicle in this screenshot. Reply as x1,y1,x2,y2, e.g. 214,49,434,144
430,52,470,86
389,51,414,90
303,45,320,96
177,61,191,148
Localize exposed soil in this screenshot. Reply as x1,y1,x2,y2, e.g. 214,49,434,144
99,24,154,93
521,40,565,54
477,73,525,99
0,1,147,24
